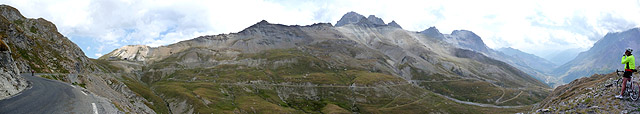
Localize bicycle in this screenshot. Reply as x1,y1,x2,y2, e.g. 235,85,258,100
614,69,640,101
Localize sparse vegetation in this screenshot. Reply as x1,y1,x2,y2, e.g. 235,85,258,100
120,76,170,114
29,26,37,33
120,47,539,114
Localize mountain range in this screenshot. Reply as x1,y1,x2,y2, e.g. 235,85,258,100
419,26,561,86
99,11,550,113
2,3,639,113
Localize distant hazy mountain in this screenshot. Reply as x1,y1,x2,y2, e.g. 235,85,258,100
543,48,584,65
420,27,445,40
498,47,557,73
420,27,561,86
554,28,640,83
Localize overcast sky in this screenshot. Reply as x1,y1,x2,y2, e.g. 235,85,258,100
3,0,640,59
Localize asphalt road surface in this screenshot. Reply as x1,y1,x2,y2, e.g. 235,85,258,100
0,73,103,114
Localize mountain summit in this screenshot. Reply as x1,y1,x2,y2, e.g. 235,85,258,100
366,15,385,25
335,11,365,26
387,20,402,29
447,30,490,53
335,11,401,28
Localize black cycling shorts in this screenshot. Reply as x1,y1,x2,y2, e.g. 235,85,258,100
624,71,633,78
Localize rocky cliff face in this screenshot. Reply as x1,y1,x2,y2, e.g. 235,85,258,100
0,46,28,100
554,28,640,83
101,12,550,113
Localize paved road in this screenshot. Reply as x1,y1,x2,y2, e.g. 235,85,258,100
0,74,102,114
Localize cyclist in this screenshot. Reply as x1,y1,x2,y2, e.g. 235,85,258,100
617,48,636,99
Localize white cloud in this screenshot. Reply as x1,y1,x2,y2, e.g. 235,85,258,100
3,0,640,58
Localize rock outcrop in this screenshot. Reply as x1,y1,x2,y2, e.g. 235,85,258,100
0,42,28,100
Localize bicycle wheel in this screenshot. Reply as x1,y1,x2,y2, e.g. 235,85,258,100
632,82,640,101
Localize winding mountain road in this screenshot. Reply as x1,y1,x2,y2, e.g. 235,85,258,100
0,73,111,114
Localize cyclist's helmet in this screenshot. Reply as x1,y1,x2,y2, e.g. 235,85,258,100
626,47,633,52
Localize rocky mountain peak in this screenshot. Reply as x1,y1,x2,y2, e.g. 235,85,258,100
420,26,445,39
446,30,489,53
335,11,366,27
256,20,270,25
387,20,402,29
366,15,385,25
335,11,400,28
450,30,484,43
0,5,25,21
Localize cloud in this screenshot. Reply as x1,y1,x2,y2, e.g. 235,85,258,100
3,0,640,58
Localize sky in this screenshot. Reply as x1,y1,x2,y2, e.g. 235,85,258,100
2,0,640,59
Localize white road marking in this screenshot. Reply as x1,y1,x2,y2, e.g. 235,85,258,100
70,85,76,88
81,91,88,96
92,103,98,114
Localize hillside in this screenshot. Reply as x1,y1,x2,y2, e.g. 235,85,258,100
420,27,561,86
0,5,160,113
554,28,640,83
100,12,550,113
534,67,640,113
